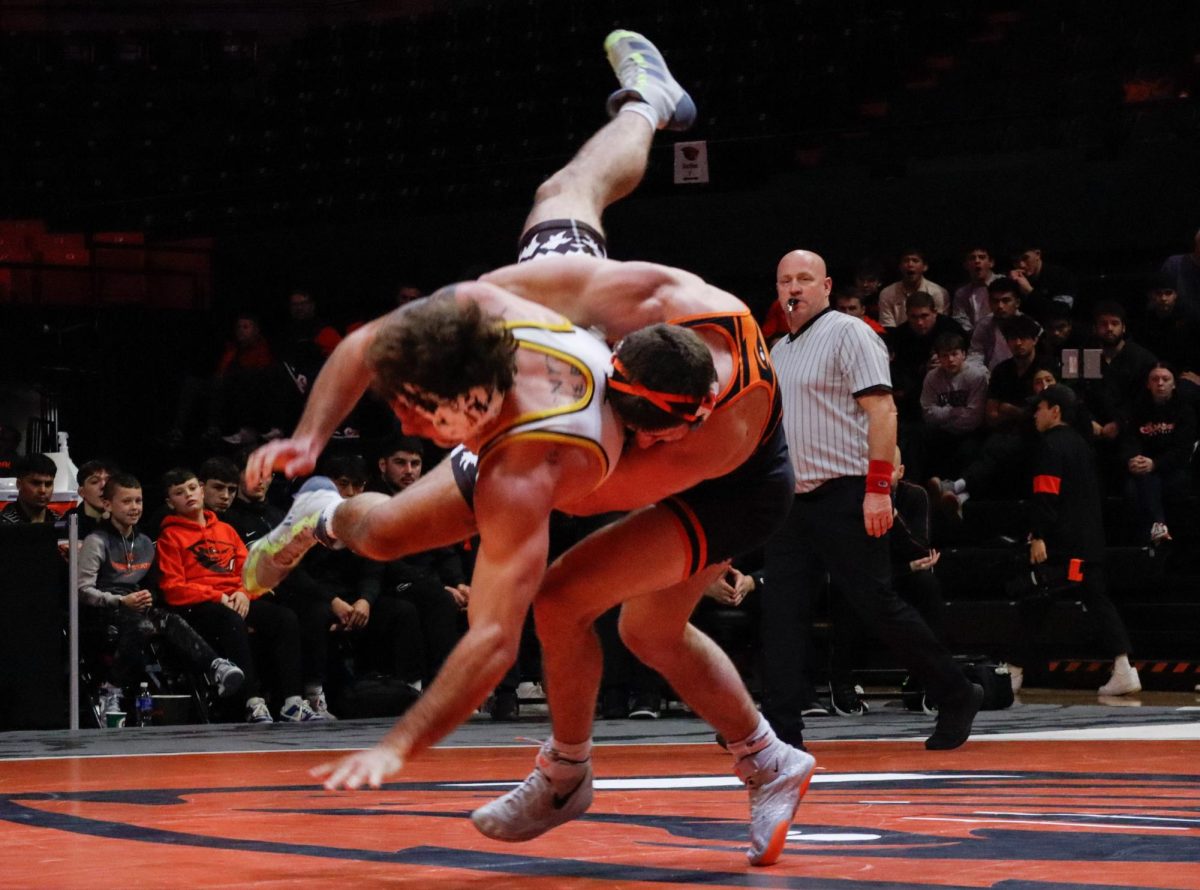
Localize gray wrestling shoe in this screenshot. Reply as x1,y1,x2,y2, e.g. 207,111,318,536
243,476,342,596
737,743,817,867
604,30,696,131
471,743,593,842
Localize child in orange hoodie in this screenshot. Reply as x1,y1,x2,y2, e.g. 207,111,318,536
157,467,327,723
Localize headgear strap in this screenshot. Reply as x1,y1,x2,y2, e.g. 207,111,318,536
608,356,714,424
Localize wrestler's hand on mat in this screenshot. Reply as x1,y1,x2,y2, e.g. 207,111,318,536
312,745,404,790
863,491,893,537
245,435,321,488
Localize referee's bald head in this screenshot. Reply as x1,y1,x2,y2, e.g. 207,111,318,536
776,250,833,332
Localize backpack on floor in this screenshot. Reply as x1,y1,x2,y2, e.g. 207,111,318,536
903,655,1014,712
329,672,420,719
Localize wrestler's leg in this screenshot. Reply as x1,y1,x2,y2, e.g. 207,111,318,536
533,503,755,746
522,110,653,236
331,459,477,561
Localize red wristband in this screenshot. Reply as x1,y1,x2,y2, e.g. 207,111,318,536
866,459,894,494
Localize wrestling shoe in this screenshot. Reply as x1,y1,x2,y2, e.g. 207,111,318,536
246,697,273,724
208,658,245,698
737,743,817,867
471,743,593,842
604,30,696,131
243,476,342,596
829,680,869,717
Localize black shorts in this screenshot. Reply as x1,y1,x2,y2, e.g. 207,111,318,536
662,422,795,575
517,219,608,262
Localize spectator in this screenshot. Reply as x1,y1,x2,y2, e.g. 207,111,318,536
887,291,966,421
1009,242,1078,321
851,258,887,320
986,315,1049,432
1,453,57,524
1159,227,1200,309
1121,364,1197,545
277,290,343,427
78,472,244,714
1131,277,1200,383
1009,385,1139,698
211,313,285,446
950,246,999,331
1091,300,1159,418
918,332,989,478
969,277,1041,371
63,459,118,538
833,291,886,335
199,456,240,515
155,467,322,723
1037,302,1083,370
877,248,950,328
368,437,467,686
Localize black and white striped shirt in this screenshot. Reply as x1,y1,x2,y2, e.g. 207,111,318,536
770,308,892,493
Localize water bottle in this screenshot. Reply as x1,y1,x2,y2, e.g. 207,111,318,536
136,682,154,727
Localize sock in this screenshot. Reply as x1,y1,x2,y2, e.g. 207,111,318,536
305,683,323,697
539,737,591,788
316,500,340,544
1114,654,1132,673
727,714,776,758
951,478,966,494
617,100,659,130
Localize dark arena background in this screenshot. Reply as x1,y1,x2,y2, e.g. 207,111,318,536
1,2,1199,887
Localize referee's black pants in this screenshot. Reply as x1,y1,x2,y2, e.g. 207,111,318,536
761,476,970,741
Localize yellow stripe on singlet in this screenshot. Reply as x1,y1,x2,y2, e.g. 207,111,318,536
495,339,598,432
503,318,575,333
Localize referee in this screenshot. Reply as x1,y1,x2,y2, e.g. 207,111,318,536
762,249,982,750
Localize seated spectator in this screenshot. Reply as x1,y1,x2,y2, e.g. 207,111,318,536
918,332,988,479
1036,302,1083,370
199,456,240,516
1,453,57,524
211,313,286,446
1009,242,1078,321
850,258,887,320
78,472,244,715
888,291,966,421
969,277,1041,371
833,290,886,335
950,246,999,332
1159,227,1200,310
1130,277,1200,385
63,459,118,538
1091,300,1159,421
156,467,322,723
1121,364,1197,545
276,289,343,431
368,439,467,685
986,315,1050,432
877,248,950,327
930,316,1051,513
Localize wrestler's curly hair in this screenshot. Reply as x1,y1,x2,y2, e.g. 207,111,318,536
368,290,517,404
609,323,717,431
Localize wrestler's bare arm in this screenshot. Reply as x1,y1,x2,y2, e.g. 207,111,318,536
481,254,703,337
244,319,383,487
313,443,562,787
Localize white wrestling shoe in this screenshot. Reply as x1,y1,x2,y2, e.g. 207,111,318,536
471,743,593,842
737,743,817,867
243,476,342,596
604,30,696,131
